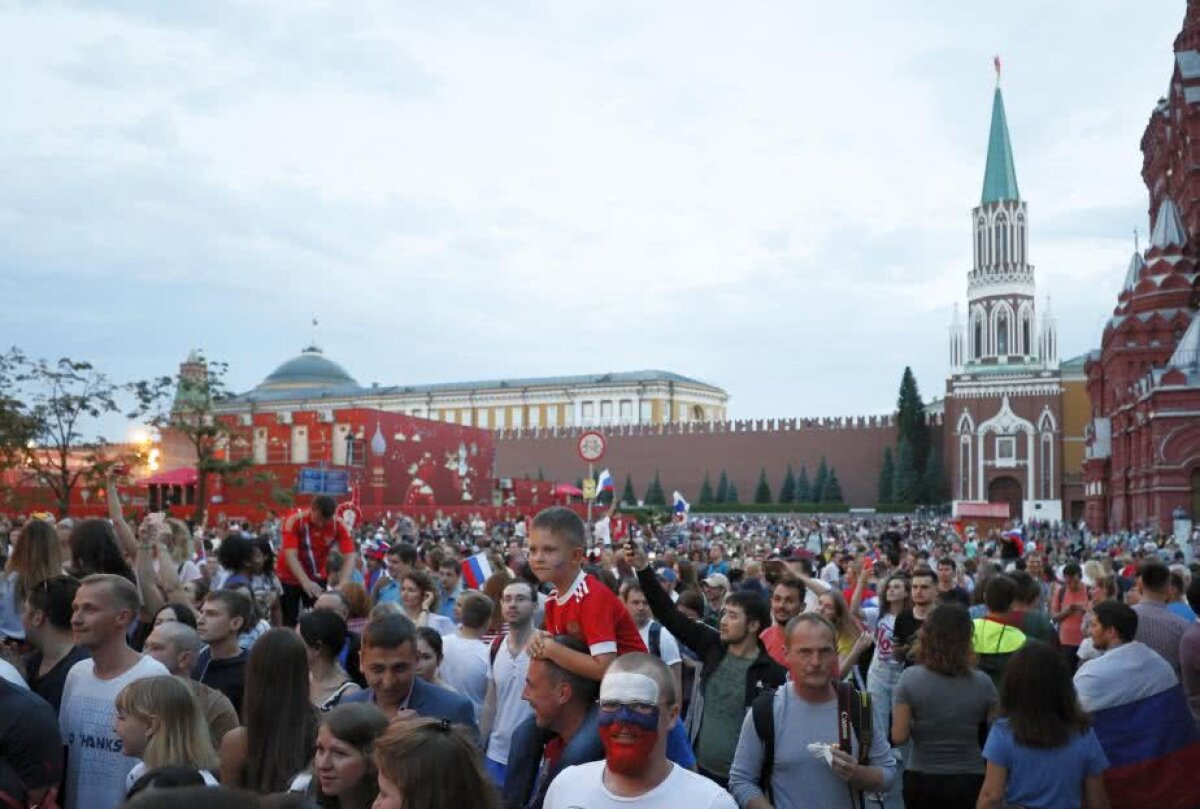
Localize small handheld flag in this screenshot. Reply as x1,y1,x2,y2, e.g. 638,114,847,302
597,469,615,493
672,491,690,517
461,551,494,589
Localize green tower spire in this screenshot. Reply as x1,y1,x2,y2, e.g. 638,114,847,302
980,86,1020,204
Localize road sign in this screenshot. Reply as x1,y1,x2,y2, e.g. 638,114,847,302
576,431,606,463
582,478,597,500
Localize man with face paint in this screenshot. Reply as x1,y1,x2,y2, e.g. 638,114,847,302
544,653,736,808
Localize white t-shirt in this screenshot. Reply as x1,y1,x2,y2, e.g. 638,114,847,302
638,622,681,667
125,761,219,791
819,561,841,585
595,516,612,546
544,760,736,809
60,654,170,809
485,635,533,765
439,635,490,723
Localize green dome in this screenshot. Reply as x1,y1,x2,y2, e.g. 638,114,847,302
257,346,358,391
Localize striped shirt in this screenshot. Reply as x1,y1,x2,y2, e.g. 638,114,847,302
1133,600,1192,675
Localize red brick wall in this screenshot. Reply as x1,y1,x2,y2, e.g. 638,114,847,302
494,417,942,507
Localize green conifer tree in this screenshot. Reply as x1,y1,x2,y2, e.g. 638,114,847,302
794,466,812,503
621,473,636,505
813,457,829,503
779,465,796,504
922,450,946,504
698,472,715,505
896,367,930,490
823,468,844,503
644,472,666,506
726,480,740,504
893,438,919,504
715,469,729,503
754,468,772,504
878,447,895,504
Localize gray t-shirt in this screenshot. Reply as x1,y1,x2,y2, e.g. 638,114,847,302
728,686,896,809
893,665,997,774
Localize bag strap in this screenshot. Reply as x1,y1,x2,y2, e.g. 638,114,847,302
751,688,776,801
489,633,505,666
648,621,662,660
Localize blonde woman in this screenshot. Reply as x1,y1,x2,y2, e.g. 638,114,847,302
1,518,63,640
115,675,220,793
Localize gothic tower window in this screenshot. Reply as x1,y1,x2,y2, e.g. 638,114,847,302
994,214,1009,265
997,310,1010,355
1016,213,1025,265
959,436,972,500
1021,315,1032,355
1040,433,1053,500
973,317,983,359
976,218,986,267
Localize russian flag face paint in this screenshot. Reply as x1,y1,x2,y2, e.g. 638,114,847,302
597,672,662,775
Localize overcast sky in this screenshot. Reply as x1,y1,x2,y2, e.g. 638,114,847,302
1,2,1188,439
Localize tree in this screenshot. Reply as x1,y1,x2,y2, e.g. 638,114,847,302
145,353,251,522
0,349,160,516
922,449,946,504
878,446,895,504
536,467,545,481
698,471,715,505
893,437,920,504
794,466,812,503
823,468,844,503
621,473,636,506
715,469,729,504
754,468,772,504
896,366,930,482
725,480,740,504
813,457,829,504
644,471,666,506
779,464,796,504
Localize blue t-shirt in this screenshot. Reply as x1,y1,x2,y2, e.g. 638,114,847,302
982,719,1108,809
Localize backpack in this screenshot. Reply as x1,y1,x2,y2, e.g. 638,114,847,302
752,681,873,807
647,621,662,660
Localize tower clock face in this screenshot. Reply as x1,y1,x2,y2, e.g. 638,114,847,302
576,431,606,463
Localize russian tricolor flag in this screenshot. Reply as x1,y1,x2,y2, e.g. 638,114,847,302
1090,682,1200,808
597,469,615,493
673,491,690,516
461,551,494,589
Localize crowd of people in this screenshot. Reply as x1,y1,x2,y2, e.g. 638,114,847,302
1,486,1199,809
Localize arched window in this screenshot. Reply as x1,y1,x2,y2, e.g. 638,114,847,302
976,219,986,267
1016,214,1025,265
1040,434,1053,500
973,318,984,359
994,214,1009,265
959,436,972,500
997,310,1010,355
1021,315,1032,355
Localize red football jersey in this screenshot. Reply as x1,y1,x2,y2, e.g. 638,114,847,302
543,572,647,657
276,512,355,585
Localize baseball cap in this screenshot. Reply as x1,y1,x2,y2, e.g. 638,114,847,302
656,567,678,583
702,573,730,590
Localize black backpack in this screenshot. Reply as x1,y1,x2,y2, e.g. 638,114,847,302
752,681,874,806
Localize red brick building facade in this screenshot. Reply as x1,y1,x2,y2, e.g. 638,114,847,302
1084,1,1200,533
